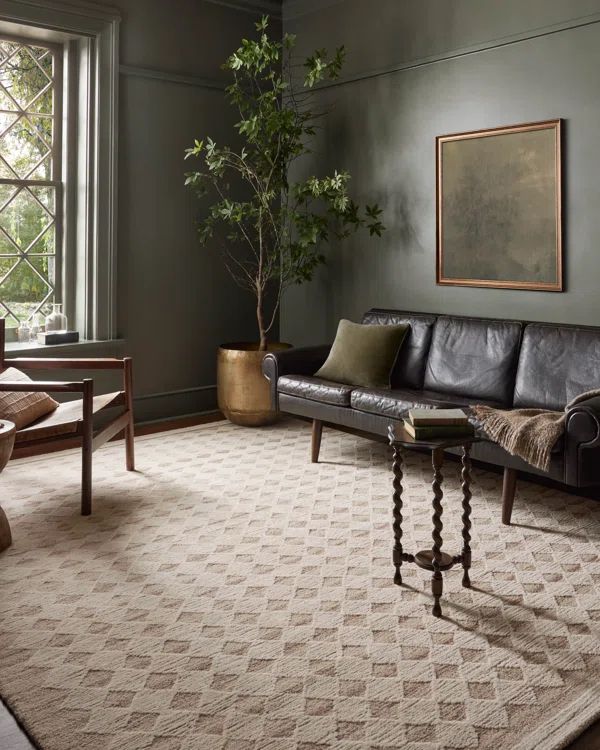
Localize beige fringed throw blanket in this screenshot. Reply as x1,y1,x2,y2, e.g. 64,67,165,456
473,389,600,472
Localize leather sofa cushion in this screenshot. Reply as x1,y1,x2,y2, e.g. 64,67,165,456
350,386,501,419
424,316,522,404
362,309,437,389
514,324,600,410
278,375,354,406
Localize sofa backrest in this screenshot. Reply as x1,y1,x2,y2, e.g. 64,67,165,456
362,309,437,389
423,316,523,405
514,323,600,410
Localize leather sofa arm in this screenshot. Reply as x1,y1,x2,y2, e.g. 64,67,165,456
565,396,600,446
262,344,331,411
565,395,600,485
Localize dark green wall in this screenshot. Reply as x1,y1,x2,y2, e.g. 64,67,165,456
109,0,279,421
282,0,600,344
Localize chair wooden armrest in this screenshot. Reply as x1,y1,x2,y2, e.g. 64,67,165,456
0,320,135,517
8,357,129,370
0,380,88,393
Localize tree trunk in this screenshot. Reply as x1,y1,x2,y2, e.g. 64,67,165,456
257,291,267,351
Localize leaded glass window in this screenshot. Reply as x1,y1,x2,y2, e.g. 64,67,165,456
0,37,61,331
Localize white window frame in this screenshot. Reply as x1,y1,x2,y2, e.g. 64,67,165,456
0,0,119,341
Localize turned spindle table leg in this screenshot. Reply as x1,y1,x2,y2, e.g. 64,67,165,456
391,444,404,585
431,447,445,617
461,444,473,588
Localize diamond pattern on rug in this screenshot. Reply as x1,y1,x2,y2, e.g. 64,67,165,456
0,419,600,750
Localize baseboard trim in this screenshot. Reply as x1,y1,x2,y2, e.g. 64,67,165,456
134,384,217,402
10,410,225,460
133,385,218,424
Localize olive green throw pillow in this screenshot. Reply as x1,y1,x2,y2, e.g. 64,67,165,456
315,319,409,389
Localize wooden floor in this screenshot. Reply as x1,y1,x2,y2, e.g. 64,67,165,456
1,411,599,749
0,704,35,750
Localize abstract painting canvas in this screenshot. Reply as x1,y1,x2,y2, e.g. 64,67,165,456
436,119,562,291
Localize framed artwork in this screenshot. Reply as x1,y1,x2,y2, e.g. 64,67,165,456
436,119,563,291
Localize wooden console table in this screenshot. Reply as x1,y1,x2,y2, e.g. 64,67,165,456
0,420,16,553
387,424,480,617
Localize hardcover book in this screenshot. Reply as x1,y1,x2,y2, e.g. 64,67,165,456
403,420,474,440
407,408,469,426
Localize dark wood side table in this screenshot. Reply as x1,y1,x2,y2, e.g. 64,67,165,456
0,420,16,554
387,424,480,617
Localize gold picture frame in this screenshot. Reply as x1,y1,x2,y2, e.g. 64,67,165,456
436,119,563,291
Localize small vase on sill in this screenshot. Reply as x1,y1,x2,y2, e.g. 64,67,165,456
45,303,67,332
17,320,31,343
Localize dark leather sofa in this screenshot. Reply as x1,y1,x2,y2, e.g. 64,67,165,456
262,308,600,524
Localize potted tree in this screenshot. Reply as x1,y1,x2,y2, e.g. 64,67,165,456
185,16,384,426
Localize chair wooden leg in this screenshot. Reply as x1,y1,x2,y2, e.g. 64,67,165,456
81,378,94,516
124,357,135,471
311,419,323,463
502,468,517,525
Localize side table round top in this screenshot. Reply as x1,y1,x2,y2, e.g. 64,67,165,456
0,419,16,472
0,419,16,553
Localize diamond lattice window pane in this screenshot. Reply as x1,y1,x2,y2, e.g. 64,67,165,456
0,258,52,321
0,157,17,179
25,225,55,256
0,187,54,251
0,257,18,285
0,46,51,110
26,153,52,181
25,114,52,149
0,184,18,255
28,84,53,116
0,116,52,178
0,183,16,210
28,256,54,287
0,111,18,136
0,41,20,67
29,185,55,214
0,87,17,112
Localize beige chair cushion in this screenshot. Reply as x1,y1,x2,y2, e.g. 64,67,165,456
0,367,59,429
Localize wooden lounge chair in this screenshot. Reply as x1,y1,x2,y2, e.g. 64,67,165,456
0,319,135,515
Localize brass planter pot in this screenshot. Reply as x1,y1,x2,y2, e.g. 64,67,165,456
217,342,291,426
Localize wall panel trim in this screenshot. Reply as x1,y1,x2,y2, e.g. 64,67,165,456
283,0,344,21
119,64,225,91
203,0,281,18
304,11,600,91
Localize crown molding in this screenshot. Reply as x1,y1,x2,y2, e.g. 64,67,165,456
203,0,281,18
0,0,120,26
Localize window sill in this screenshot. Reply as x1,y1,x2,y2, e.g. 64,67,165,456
5,339,126,358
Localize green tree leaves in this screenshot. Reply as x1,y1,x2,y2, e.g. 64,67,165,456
185,15,385,349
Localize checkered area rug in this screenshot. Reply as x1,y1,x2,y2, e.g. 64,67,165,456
1,419,600,750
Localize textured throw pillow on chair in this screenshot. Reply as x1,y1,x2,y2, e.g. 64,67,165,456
0,367,59,429
315,318,409,389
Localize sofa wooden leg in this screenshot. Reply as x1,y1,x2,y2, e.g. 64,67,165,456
502,468,517,525
311,419,323,463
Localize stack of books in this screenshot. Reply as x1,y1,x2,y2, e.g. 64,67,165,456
403,408,474,440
